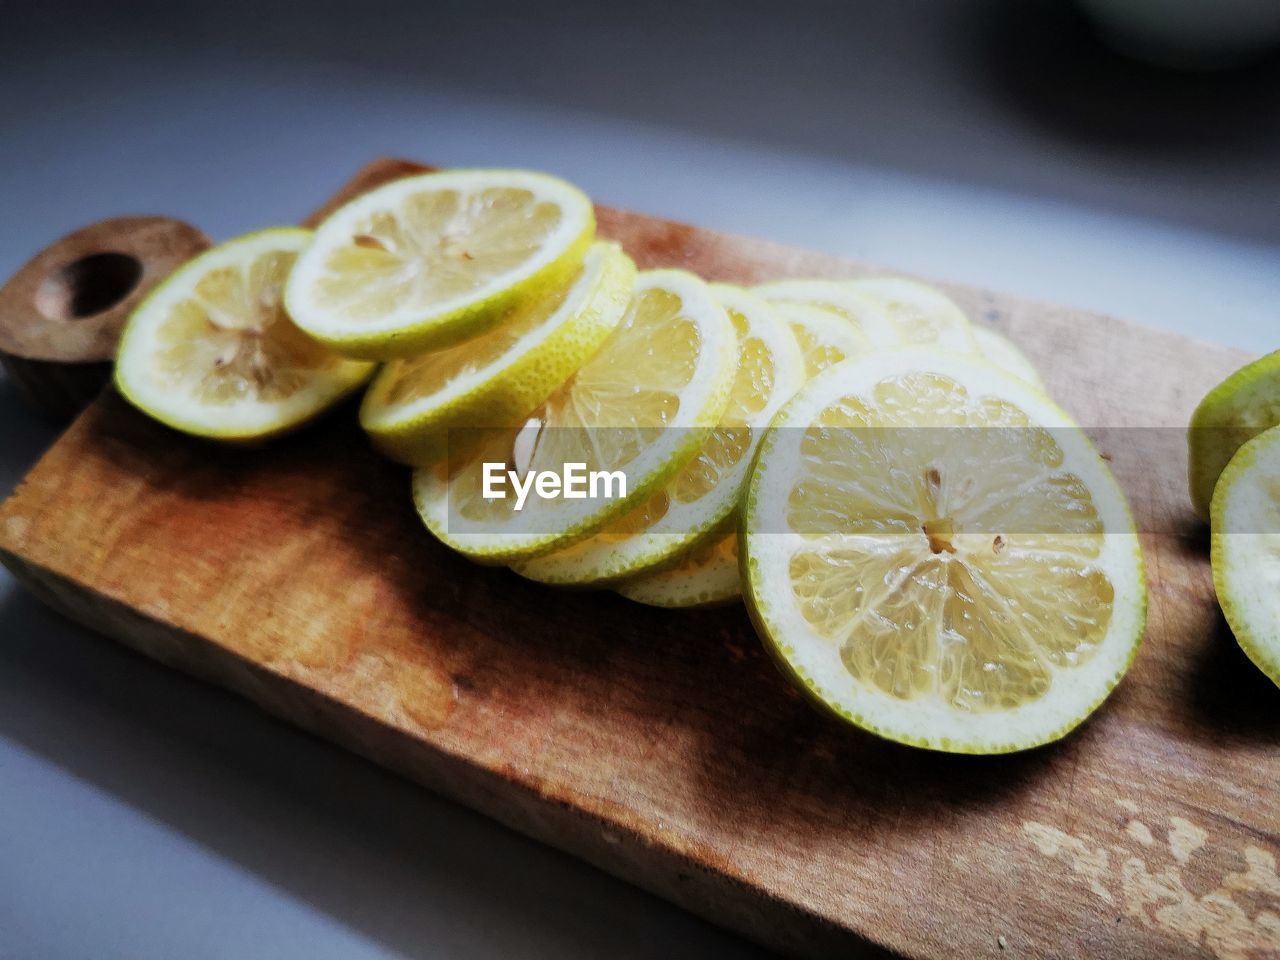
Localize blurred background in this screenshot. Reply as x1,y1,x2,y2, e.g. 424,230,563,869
2,2,1277,958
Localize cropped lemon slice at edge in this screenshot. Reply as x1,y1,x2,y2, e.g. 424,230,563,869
1211,423,1280,687
1189,350,1280,520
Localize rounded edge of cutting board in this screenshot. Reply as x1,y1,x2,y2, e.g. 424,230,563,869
0,216,210,420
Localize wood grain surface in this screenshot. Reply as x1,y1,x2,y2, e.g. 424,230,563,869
1,159,1277,960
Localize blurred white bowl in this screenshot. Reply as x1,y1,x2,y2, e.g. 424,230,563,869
1078,0,1280,67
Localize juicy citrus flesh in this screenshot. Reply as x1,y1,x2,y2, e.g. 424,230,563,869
1189,350,1280,520
743,350,1145,753
616,531,741,608
115,228,372,439
514,285,804,585
1211,423,1280,687
286,170,596,359
153,253,322,404
312,187,562,320
772,302,869,379
413,270,736,563
360,241,636,465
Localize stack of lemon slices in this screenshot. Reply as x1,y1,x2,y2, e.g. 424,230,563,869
114,167,1149,754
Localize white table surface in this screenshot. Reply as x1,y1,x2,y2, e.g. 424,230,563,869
2,2,1277,958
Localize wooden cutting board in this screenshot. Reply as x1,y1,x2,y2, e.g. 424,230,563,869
2,158,1277,960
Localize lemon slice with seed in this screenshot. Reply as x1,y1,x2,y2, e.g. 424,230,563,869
973,325,1044,389
115,228,373,440
755,279,897,345
847,276,978,354
514,285,804,585
413,270,736,564
285,169,596,359
616,532,742,608
773,302,869,379
1211,424,1280,687
360,242,635,466
1188,350,1280,520
742,349,1145,753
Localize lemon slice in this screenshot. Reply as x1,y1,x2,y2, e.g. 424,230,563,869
755,279,897,345
413,270,736,563
514,285,805,585
285,169,596,359
616,532,741,608
772,302,869,379
1188,350,1280,520
847,276,978,354
973,326,1044,389
742,349,1145,753
360,242,635,466
1211,424,1280,687
115,228,373,440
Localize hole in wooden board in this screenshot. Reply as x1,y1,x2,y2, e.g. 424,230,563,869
35,252,144,321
